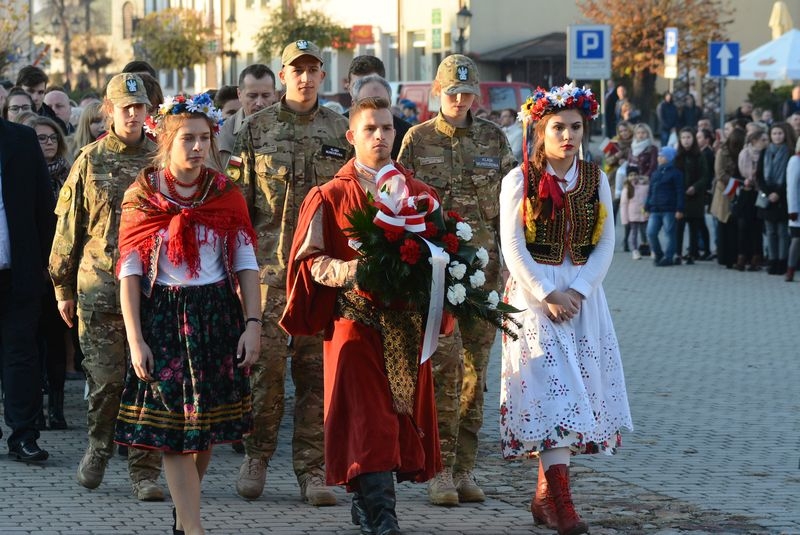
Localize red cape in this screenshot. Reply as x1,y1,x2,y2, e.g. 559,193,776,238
280,159,442,485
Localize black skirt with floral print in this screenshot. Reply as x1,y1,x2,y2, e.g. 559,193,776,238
115,282,252,453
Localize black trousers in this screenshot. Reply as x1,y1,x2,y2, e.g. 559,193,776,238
0,270,43,447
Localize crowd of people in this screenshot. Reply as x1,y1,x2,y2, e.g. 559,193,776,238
3,40,796,535
601,82,800,279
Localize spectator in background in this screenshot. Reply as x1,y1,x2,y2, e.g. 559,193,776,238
79,92,101,108
760,109,774,129
16,66,67,132
44,89,75,134
710,127,746,268
785,137,800,281
619,100,640,124
696,127,716,259
781,84,800,121
756,122,795,275
673,127,710,264
679,94,701,131
614,84,628,122
400,99,419,124
499,108,523,162
628,123,658,178
345,55,409,159
788,112,800,142
732,100,754,123
736,128,768,271
646,146,685,266
604,79,619,136
603,120,633,242
214,85,242,120
656,91,679,146
217,64,277,167
121,60,157,79
619,165,649,259
25,115,71,430
0,84,9,112
3,88,34,123
71,101,105,159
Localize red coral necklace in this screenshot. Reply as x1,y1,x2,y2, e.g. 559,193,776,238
164,166,204,203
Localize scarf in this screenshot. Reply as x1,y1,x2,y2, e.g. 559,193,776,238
631,137,651,157
47,157,70,200
117,166,257,279
763,143,790,185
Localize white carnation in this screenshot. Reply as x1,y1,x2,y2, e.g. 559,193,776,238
448,261,467,280
475,247,489,268
455,221,473,241
487,290,499,309
447,283,467,305
469,269,486,289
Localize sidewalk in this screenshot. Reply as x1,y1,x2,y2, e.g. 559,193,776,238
1,233,798,533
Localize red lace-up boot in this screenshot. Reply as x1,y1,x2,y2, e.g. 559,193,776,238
531,461,558,528
544,464,589,535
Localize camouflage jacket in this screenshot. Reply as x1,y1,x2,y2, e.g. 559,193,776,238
233,97,350,288
49,130,157,313
398,111,517,249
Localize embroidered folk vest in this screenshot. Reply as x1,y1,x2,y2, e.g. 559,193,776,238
525,160,601,265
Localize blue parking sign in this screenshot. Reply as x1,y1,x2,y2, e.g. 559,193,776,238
576,29,604,59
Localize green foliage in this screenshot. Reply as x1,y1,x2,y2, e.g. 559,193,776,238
0,1,29,77
254,7,351,62
133,8,212,90
747,81,795,115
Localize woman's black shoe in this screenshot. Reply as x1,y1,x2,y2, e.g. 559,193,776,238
172,506,185,535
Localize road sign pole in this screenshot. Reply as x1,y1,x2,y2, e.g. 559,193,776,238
600,78,607,138
719,77,726,132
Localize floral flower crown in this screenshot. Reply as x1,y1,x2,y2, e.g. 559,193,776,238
518,82,599,124
144,92,225,135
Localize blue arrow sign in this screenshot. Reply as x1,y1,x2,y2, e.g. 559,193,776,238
708,42,740,77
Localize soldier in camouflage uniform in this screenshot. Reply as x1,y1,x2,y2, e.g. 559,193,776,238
230,40,350,505
48,74,164,501
398,54,517,506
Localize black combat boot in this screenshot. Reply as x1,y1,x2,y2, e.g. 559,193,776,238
48,389,68,430
358,472,401,535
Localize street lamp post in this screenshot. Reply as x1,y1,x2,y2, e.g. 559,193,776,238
224,14,238,85
456,5,472,55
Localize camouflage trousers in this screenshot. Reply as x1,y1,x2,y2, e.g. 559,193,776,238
243,284,325,480
78,309,162,483
433,246,500,472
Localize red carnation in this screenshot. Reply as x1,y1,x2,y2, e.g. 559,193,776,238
384,229,404,242
420,221,438,238
446,210,464,222
398,205,419,216
399,238,421,265
442,233,459,254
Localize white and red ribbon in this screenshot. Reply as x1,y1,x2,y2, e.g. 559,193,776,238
370,164,448,363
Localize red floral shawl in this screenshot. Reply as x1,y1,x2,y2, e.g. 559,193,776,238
117,166,257,279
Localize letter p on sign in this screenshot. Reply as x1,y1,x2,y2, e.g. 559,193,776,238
577,30,603,59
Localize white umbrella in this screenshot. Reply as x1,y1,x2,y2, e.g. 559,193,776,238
734,27,800,80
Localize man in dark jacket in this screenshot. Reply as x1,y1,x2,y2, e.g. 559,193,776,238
656,92,679,146
0,118,57,462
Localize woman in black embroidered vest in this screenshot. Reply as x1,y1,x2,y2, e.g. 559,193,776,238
498,84,633,535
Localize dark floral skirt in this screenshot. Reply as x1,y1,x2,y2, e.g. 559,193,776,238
115,282,252,453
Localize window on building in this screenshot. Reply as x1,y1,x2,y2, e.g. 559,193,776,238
122,2,134,39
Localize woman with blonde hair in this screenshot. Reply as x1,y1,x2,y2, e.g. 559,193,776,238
72,101,106,157
499,84,632,535
115,93,261,535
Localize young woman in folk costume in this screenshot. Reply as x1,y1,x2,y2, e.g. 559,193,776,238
498,84,633,535
114,93,260,535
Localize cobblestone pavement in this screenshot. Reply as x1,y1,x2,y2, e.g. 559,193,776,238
1,221,798,534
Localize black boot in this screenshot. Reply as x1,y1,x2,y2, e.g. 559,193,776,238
358,472,401,535
351,492,374,535
48,390,68,430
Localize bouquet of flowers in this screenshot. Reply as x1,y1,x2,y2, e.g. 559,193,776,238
345,165,522,341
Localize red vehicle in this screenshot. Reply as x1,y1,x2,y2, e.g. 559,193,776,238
390,81,535,122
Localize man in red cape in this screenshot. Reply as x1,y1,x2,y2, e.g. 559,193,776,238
280,96,441,535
